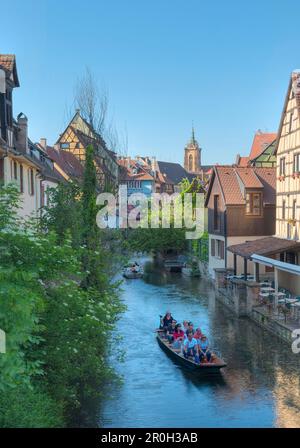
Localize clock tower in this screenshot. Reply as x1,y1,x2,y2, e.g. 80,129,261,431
184,128,201,173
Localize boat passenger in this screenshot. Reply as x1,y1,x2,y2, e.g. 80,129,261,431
198,335,212,363
172,323,184,349
194,328,203,340
183,330,199,363
182,321,189,336
186,322,194,335
161,311,174,331
166,320,177,343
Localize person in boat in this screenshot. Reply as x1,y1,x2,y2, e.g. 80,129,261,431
166,319,177,343
186,322,194,336
183,330,200,363
160,311,174,331
193,328,203,340
182,320,189,334
130,262,139,273
172,323,184,349
198,335,212,363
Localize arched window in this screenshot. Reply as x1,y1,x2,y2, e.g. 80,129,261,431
189,154,193,171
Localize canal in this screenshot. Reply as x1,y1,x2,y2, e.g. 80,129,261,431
101,258,300,428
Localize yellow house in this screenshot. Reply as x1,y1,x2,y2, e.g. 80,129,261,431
56,111,119,191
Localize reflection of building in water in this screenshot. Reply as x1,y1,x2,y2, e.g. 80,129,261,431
274,366,300,428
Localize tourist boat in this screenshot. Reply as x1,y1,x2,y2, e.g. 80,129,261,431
122,264,144,279
156,330,227,373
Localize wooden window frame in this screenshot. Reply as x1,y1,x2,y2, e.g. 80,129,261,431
211,239,215,257
288,110,294,133
28,168,35,196
245,191,262,217
13,161,18,180
279,157,286,176
293,153,300,173
20,164,24,193
213,195,220,230
282,199,286,220
293,199,297,220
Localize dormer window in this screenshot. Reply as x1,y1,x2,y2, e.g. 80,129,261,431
245,192,262,216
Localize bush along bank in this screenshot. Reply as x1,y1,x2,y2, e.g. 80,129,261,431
0,145,125,427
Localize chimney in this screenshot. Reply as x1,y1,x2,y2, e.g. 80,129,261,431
16,113,28,154
40,138,47,150
151,156,157,172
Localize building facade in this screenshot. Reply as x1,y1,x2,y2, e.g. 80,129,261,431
56,111,119,191
0,54,61,219
205,165,276,278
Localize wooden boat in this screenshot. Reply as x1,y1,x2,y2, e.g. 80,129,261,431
156,330,226,373
123,268,144,279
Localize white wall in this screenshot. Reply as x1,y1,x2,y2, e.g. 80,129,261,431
209,234,272,278
208,234,225,278
4,156,41,219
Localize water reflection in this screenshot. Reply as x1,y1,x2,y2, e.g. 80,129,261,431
101,258,300,428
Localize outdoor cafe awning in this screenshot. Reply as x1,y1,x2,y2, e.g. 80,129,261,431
251,254,300,275
227,236,300,260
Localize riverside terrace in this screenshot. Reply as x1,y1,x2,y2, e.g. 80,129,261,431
214,236,300,344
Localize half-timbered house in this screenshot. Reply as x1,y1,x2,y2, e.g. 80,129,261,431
56,111,119,191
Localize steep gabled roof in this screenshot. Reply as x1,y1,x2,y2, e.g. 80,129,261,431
56,111,117,162
0,54,20,87
235,167,263,189
249,131,277,160
157,161,194,184
205,165,275,207
118,157,155,182
275,71,300,156
46,146,84,179
250,139,277,165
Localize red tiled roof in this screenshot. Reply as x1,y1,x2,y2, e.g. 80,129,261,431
0,54,19,87
227,236,300,259
0,54,15,72
214,166,275,206
235,168,263,188
249,132,277,160
236,156,250,167
254,167,276,203
46,146,84,179
215,166,244,205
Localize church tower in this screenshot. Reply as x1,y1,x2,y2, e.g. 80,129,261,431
184,128,201,173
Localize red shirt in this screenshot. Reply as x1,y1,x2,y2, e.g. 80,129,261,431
173,330,184,340
194,331,203,339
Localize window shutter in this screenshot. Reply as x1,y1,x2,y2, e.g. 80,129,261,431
211,239,215,257
20,164,23,193
220,241,225,260
40,181,45,207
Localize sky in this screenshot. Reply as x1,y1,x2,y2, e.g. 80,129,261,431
1,0,300,165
